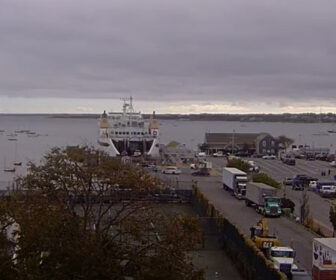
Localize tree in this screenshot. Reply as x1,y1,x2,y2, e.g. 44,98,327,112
277,135,294,150
0,146,204,280
329,204,336,237
281,197,295,213
300,190,310,226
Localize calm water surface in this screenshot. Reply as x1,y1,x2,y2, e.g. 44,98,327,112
1,115,335,188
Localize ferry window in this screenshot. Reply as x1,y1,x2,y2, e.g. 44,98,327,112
126,132,129,135
141,132,144,135
115,132,118,135
127,122,130,126
123,132,125,135
137,132,140,135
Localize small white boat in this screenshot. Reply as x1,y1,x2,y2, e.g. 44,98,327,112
4,167,15,172
312,132,329,136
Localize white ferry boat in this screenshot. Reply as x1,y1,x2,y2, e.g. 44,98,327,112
98,97,160,157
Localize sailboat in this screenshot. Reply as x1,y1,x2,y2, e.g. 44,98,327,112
312,107,330,136
3,158,15,172
327,125,336,133
13,142,22,166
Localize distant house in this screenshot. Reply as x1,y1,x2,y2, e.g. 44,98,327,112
202,132,278,155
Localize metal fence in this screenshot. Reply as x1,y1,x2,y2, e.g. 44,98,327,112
192,185,286,280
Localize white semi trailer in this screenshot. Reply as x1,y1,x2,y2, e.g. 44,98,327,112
222,167,248,199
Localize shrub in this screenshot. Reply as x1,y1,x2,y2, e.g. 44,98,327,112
227,159,251,173
281,197,295,213
252,172,282,189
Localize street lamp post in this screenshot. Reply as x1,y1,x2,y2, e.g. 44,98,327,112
232,129,235,155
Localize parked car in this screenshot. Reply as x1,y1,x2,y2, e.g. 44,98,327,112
283,177,294,186
213,151,224,157
327,154,335,162
197,152,206,157
192,169,210,176
161,166,181,175
306,154,315,161
227,154,240,161
148,165,159,172
190,163,198,169
330,161,336,167
283,158,296,166
315,153,327,161
251,153,263,158
235,151,250,157
319,185,336,197
247,160,260,172
262,154,276,160
280,153,292,162
308,180,318,191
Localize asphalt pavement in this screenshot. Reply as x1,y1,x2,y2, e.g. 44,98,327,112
153,159,336,273
210,157,335,234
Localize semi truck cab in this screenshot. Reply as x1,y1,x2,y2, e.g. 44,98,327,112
222,168,248,199
236,176,247,198
263,196,282,216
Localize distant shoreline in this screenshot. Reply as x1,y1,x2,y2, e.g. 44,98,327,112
0,113,335,123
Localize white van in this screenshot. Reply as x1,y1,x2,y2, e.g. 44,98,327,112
161,166,182,175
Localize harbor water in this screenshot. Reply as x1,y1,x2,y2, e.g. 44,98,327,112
1,115,336,188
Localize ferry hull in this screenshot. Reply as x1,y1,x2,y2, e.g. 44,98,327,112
98,138,159,157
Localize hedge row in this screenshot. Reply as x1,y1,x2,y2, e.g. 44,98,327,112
252,172,282,189
192,185,286,280
226,159,251,173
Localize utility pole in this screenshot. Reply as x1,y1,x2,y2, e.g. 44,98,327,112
232,129,235,155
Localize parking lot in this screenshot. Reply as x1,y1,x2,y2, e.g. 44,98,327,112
210,156,336,233
154,165,317,273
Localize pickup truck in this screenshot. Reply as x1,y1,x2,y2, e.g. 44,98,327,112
213,151,224,157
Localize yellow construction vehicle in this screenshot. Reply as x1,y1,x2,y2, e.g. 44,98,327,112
250,218,280,253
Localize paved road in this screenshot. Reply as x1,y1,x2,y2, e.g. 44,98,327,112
154,166,321,273
195,177,316,273
210,157,335,233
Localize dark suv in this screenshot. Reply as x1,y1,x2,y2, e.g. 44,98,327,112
284,158,296,165
292,175,317,190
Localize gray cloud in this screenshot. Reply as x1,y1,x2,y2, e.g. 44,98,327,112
1,0,336,108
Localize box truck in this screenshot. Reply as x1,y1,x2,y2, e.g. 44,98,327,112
245,182,281,217
222,168,248,199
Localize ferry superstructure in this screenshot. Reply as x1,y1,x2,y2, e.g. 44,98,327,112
98,97,160,157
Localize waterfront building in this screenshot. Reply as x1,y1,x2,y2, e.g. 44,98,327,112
201,132,278,155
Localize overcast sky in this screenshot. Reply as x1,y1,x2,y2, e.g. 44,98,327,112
1,0,336,113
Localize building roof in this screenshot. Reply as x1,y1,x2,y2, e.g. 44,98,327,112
255,133,273,143
205,133,261,144
314,238,336,250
